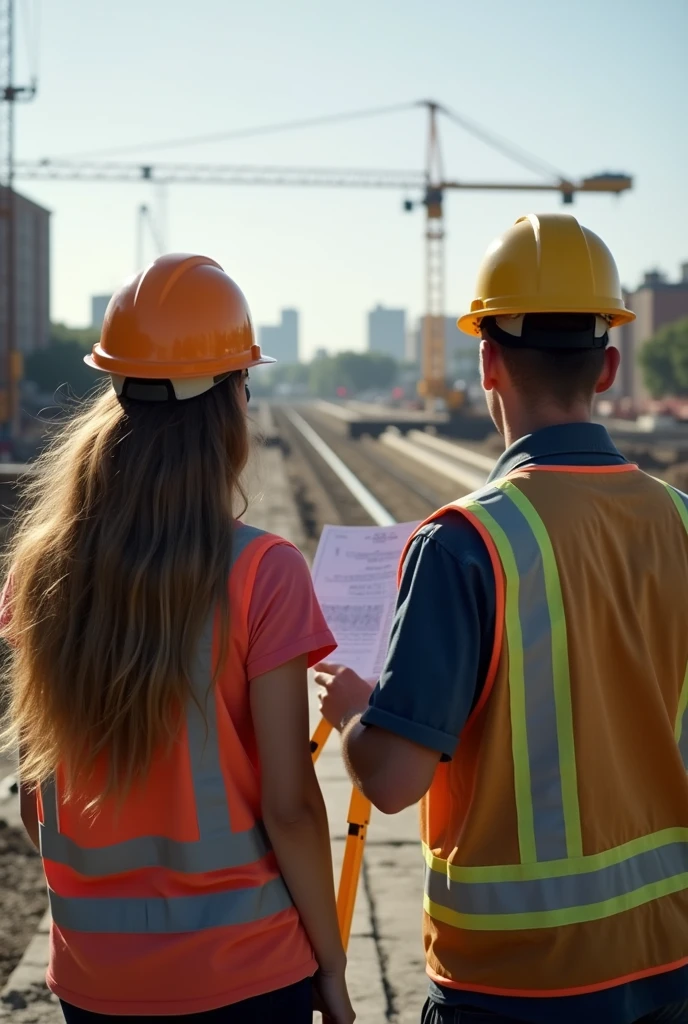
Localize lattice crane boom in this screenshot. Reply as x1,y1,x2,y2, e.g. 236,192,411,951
15,158,632,195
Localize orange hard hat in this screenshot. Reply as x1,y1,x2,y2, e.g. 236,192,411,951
85,253,274,400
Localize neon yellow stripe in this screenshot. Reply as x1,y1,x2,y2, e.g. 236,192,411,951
424,870,688,931
677,664,688,745
497,480,583,859
660,483,688,743
423,827,688,882
465,499,536,863
662,482,688,535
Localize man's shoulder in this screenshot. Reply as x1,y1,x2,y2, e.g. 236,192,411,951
410,508,493,571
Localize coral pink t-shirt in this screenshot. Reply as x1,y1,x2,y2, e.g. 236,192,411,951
245,540,335,679
1,529,338,1015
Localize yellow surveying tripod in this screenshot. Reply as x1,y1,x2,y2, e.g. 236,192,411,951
310,717,371,949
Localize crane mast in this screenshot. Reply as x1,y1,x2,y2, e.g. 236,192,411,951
420,101,450,408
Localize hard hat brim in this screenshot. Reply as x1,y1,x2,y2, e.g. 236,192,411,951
458,303,636,338
84,348,276,379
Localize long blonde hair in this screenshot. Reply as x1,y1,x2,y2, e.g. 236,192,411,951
1,374,249,801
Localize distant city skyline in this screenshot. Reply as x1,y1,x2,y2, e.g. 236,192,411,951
86,263,688,370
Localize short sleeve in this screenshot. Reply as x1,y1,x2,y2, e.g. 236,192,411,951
360,513,496,758
246,543,337,680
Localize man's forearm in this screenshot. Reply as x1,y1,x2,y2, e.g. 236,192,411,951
340,714,389,803
341,713,442,815
319,666,442,813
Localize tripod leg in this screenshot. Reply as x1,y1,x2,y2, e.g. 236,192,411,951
310,718,333,764
336,787,372,949
310,718,371,948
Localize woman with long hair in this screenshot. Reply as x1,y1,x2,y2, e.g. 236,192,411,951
0,254,354,1024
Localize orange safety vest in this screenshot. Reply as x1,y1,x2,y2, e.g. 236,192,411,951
408,465,688,998
39,523,317,1016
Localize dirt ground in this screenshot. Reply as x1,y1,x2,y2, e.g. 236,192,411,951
0,818,46,989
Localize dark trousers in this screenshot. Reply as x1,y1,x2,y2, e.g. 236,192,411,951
60,978,312,1023
421,997,688,1023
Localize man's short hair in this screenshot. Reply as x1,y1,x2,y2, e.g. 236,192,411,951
482,314,607,409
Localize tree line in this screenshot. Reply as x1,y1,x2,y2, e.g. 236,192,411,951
22,316,688,402
640,317,688,398
23,329,402,401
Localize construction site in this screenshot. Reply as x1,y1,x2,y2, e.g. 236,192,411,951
2,2,688,1023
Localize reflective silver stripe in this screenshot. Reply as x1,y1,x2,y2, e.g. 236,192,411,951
424,839,688,920
48,875,293,934
39,809,269,874
40,524,294,933
473,486,567,861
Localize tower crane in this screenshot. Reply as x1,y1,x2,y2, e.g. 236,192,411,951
14,101,632,417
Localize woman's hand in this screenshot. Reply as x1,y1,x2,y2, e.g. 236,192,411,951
313,965,356,1024
314,662,374,731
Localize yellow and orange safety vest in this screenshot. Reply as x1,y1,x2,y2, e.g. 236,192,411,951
409,465,688,996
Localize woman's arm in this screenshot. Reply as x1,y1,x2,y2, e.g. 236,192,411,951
250,654,344,973
17,741,40,851
19,781,39,851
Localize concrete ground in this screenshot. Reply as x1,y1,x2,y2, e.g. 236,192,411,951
312,709,426,1024
1,443,428,1022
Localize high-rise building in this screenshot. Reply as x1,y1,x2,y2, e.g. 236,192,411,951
614,264,688,408
91,295,113,330
410,316,479,382
259,309,299,364
368,305,406,361
0,188,50,358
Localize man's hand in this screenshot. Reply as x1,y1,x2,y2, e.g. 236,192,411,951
314,662,374,731
315,663,441,814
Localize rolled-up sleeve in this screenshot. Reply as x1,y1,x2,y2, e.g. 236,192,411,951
360,515,496,758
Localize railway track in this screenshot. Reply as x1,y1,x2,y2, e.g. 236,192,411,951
274,404,490,534
283,401,688,513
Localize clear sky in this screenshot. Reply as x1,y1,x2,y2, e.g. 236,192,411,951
12,0,688,357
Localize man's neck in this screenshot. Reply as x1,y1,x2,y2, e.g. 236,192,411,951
501,404,592,450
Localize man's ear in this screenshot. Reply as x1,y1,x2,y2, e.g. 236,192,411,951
595,345,621,394
480,337,499,391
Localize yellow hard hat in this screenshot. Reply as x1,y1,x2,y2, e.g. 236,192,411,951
457,213,635,337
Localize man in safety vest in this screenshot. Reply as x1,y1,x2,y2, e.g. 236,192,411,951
316,213,688,1024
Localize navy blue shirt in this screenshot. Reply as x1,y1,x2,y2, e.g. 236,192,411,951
360,423,688,1023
